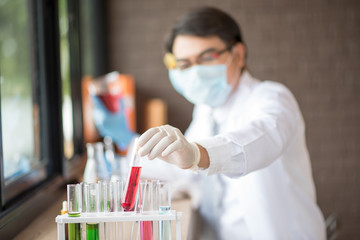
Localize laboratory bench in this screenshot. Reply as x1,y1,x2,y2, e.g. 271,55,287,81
13,189,192,240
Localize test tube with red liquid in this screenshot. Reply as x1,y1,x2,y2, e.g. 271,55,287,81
121,146,143,211
139,180,154,240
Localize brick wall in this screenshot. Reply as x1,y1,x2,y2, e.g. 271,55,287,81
106,0,360,238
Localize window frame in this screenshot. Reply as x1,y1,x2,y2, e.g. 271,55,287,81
60,0,86,180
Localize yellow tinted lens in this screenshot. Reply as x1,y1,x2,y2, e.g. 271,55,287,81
163,53,177,69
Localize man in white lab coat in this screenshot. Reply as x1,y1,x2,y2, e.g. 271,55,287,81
136,6,326,240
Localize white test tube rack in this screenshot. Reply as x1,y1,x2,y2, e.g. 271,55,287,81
55,210,182,240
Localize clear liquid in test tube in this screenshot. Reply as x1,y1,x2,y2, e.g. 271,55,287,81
158,182,171,240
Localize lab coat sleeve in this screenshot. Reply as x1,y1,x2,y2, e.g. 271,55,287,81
196,82,302,178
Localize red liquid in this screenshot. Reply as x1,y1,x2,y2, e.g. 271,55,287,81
140,221,153,240
98,93,122,113
121,166,142,211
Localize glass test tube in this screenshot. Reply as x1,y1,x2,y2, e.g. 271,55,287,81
98,180,107,240
122,151,143,240
158,182,171,240
152,180,160,238
140,180,154,240
121,149,143,211
98,180,109,213
99,180,117,240
113,180,123,212
81,183,88,240
67,184,82,240
114,181,125,240
85,183,99,240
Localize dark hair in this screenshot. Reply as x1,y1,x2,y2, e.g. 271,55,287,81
166,7,244,53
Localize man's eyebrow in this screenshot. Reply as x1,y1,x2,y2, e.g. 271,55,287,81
175,58,191,62
175,47,218,61
198,47,218,56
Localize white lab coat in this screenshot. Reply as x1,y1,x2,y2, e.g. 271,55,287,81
141,71,326,239
184,71,326,240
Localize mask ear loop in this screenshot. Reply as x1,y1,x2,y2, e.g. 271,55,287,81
230,42,247,73
225,46,235,66
225,45,242,89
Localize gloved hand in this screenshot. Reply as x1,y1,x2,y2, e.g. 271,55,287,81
91,95,135,151
137,125,200,170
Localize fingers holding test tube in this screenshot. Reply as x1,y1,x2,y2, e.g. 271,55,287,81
137,125,200,170
137,126,180,160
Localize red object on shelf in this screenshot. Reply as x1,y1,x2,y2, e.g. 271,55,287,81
98,93,122,113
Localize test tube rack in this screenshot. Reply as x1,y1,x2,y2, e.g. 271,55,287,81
55,210,182,240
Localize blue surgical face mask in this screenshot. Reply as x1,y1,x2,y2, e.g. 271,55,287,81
169,64,233,107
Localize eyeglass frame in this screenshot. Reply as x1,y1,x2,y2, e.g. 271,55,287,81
174,45,233,70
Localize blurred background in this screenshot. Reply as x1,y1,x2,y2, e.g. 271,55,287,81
0,0,359,239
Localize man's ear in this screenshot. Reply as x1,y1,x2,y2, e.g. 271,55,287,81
232,42,246,68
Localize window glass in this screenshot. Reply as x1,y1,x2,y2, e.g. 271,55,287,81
59,0,74,159
0,0,41,185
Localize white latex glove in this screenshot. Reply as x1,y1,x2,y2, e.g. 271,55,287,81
137,125,200,170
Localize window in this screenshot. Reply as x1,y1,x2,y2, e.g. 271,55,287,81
0,0,89,238
0,0,47,204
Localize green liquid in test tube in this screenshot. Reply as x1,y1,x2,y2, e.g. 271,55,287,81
67,184,82,240
86,223,99,240
68,220,81,240
85,183,100,240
